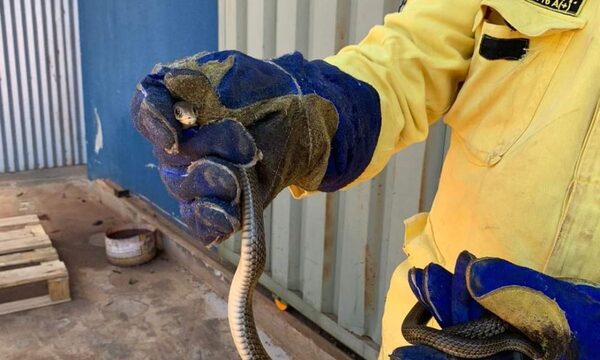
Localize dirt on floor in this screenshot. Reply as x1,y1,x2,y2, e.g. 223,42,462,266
0,173,289,360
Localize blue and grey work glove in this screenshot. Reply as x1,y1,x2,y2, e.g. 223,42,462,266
392,251,600,359
131,51,381,245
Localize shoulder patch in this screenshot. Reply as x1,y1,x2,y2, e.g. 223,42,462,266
524,0,586,16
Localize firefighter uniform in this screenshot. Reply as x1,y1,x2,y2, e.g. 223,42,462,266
319,0,600,356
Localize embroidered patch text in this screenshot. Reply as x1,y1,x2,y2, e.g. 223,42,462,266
525,0,586,16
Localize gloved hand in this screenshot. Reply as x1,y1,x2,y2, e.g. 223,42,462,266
392,251,600,360
131,51,381,245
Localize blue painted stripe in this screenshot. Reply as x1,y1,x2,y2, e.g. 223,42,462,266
80,0,218,217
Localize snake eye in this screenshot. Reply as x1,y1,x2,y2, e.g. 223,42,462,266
174,107,182,118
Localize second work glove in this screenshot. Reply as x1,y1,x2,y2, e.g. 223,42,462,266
393,251,600,360
131,51,381,245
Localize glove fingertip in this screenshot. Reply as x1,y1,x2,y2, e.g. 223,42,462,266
132,80,182,152
180,200,240,246
407,267,426,303
179,203,220,245
130,88,144,120
163,159,241,203
452,250,487,323
423,263,453,327
466,259,492,298
466,258,522,298
455,250,476,274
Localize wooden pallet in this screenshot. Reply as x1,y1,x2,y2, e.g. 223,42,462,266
0,215,70,315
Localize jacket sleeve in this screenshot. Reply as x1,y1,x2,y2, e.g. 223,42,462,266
324,0,481,185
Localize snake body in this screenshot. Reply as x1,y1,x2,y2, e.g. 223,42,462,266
174,101,550,360
402,302,546,359
228,168,271,359
174,102,271,359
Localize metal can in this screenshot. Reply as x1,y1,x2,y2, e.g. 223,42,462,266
105,223,157,267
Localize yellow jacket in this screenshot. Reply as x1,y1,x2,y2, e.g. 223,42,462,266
325,0,600,357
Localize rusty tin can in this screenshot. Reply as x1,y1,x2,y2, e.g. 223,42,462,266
105,223,157,266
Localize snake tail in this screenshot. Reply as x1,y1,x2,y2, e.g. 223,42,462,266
227,168,271,360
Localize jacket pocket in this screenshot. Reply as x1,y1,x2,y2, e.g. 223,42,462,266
403,212,444,267
444,0,587,166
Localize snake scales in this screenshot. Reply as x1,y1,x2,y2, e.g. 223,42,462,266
174,102,271,359
402,302,547,359
173,101,551,360
228,168,271,359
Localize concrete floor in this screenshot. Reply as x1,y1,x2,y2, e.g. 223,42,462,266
0,173,289,360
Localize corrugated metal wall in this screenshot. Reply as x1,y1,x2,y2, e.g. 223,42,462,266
217,1,450,359
0,0,85,173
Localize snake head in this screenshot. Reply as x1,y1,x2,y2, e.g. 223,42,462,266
173,101,199,128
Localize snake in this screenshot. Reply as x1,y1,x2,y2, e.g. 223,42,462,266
174,101,271,359
227,167,271,359
173,101,552,360
401,302,549,359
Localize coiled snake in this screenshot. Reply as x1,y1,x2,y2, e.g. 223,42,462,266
401,302,547,359
173,101,552,360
